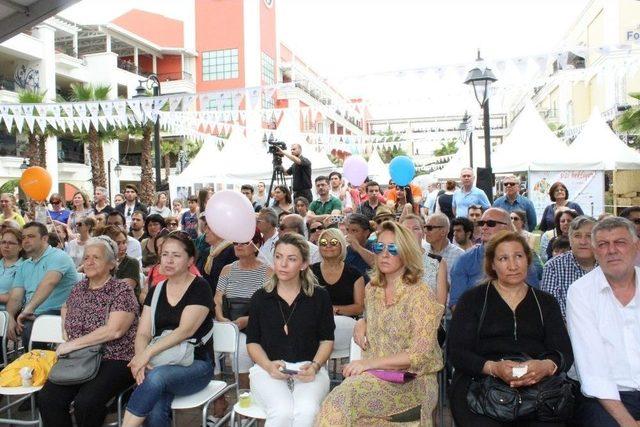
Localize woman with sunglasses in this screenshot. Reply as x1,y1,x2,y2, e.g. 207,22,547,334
246,233,334,427
511,210,537,250
68,191,94,234
214,230,270,389
65,217,97,269
310,228,364,317
48,193,70,224
165,216,179,232
140,214,167,272
318,221,443,425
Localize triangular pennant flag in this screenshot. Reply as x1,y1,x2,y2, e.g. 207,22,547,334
514,57,529,75
100,102,113,117
534,55,548,73
65,117,75,131
36,117,47,132
35,105,46,117
14,115,23,133
87,102,100,117
48,104,61,117
169,96,182,111
74,103,87,117
114,101,127,117
81,117,91,131
0,106,8,115
62,104,74,117
127,100,143,122
98,116,108,131
22,105,34,115
9,105,22,116
56,117,66,131
246,88,261,110
153,97,167,111
106,115,117,128
2,114,13,131
46,117,57,130
181,95,195,110
24,115,36,133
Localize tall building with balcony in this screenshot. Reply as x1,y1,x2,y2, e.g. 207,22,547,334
0,0,363,201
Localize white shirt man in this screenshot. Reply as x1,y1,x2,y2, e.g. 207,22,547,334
567,217,640,427
329,171,353,211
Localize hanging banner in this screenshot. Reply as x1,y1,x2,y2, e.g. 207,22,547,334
528,170,605,220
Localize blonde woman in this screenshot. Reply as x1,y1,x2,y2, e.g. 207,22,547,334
317,221,444,426
0,193,25,227
310,228,365,317
246,233,335,427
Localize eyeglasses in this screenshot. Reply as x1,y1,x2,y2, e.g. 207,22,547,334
510,216,521,222
477,220,508,227
0,240,19,246
503,182,518,187
51,201,61,205
319,238,340,247
424,225,444,231
309,226,324,233
233,241,251,246
375,217,393,225
372,242,399,256
167,222,178,226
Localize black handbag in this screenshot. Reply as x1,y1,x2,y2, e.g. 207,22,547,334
466,283,575,423
222,296,251,322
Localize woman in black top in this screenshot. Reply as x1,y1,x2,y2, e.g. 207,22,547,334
123,231,214,427
448,231,573,427
246,233,335,427
436,179,456,221
100,225,141,297
310,228,364,317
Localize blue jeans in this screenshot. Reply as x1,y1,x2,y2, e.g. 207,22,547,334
126,357,214,427
575,390,640,427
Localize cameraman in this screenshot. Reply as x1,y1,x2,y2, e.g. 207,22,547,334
277,143,313,203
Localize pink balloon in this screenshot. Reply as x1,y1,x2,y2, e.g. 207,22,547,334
343,155,368,186
205,190,256,243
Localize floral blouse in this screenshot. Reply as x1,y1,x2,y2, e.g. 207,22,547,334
64,277,139,361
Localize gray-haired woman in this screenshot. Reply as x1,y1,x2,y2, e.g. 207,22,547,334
38,236,139,427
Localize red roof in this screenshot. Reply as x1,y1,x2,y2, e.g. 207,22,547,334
111,9,183,48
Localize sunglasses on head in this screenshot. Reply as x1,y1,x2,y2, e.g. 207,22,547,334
375,216,393,225
477,219,508,227
319,238,340,247
372,242,399,256
424,225,444,231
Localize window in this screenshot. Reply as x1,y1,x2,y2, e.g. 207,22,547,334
202,49,239,81
0,129,17,156
206,94,233,111
261,52,275,85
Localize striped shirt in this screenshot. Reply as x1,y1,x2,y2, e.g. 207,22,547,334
217,261,269,299
541,251,596,319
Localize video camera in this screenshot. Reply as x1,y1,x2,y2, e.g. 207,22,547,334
267,138,287,156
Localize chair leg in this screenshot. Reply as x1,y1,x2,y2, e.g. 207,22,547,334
230,408,236,427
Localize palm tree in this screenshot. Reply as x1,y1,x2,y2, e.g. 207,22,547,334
120,121,155,207
70,83,111,188
17,89,47,168
160,138,181,181
615,93,640,131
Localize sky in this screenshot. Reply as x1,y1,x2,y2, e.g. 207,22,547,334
61,0,591,116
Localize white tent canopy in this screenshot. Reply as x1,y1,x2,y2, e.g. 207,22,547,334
568,107,640,170
492,102,574,173
367,150,391,184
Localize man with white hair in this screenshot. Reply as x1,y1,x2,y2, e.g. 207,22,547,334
424,213,464,280
492,175,537,231
452,167,490,218
567,217,640,426
449,208,539,308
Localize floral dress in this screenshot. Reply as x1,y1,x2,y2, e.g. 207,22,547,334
316,280,444,426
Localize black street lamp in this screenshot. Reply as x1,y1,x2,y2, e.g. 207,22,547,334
134,74,162,190
107,158,122,205
464,50,497,200
458,111,473,168
19,159,29,170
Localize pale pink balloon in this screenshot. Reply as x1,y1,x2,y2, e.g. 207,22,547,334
343,155,368,186
205,190,256,242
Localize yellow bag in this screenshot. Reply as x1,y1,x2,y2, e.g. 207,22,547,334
0,350,57,387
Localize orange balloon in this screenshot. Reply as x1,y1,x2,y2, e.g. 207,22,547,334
20,166,52,201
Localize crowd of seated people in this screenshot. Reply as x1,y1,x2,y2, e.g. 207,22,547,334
0,167,637,427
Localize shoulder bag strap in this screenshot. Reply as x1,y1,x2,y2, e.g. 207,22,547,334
150,280,165,337
475,282,491,343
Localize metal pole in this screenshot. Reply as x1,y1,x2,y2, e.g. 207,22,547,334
482,100,493,201
153,84,162,190
469,132,473,169
107,159,112,205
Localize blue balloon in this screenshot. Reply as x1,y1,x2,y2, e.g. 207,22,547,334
389,156,415,186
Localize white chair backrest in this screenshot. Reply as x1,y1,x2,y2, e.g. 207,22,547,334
0,311,8,337
333,315,357,353
349,338,362,362
213,321,239,355
29,315,64,350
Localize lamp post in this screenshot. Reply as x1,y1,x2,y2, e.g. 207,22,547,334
19,159,29,170
464,50,497,200
134,74,162,190
458,111,473,168
107,158,122,205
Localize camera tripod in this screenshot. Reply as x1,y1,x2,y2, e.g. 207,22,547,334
265,163,288,207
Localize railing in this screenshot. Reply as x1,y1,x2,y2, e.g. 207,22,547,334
119,154,142,167
157,71,193,82
55,45,78,58
0,78,15,91
117,59,151,78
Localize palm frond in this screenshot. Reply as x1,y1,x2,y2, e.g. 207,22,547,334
93,84,111,101
615,107,640,132
70,83,93,102
18,89,46,104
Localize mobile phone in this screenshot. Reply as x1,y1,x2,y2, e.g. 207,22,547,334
279,367,299,375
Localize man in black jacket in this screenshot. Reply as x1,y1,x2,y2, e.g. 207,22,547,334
115,184,147,231
278,143,312,203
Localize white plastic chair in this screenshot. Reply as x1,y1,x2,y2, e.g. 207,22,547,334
349,337,362,362
0,314,64,426
171,321,239,427
328,316,356,383
0,311,9,368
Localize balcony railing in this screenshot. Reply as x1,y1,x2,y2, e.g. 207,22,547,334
55,45,78,58
119,154,142,167
157,71,193,82
117,59,151,78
